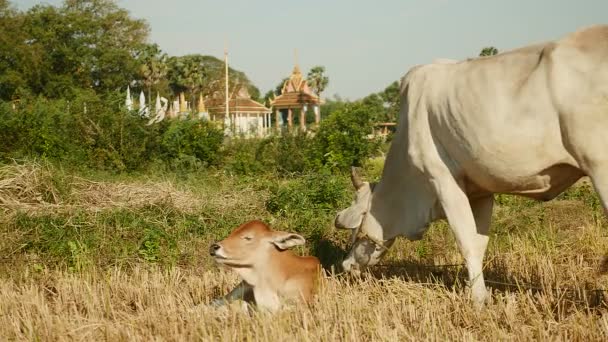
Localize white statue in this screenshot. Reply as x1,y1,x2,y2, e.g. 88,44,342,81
125,85,133,111
147,93,168,125
138,91,149,118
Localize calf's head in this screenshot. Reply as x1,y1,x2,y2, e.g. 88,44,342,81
210,220,306,268
335,168,392,273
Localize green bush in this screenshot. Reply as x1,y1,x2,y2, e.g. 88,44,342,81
0,93,229,172
223,133,310,176
309,102,382,172
72,91,164,171
0,92,385,175
161,119,224,169
257,133,309,174
265,170,350,221
0,97,85,162
222,138,266,175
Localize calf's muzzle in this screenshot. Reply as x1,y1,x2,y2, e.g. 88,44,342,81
209,243,220,256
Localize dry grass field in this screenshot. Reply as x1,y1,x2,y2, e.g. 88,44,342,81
1,161,608,341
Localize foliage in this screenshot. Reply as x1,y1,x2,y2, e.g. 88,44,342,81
0,1,384,175
264,170,352,245
160,119,224,169
479,46,499,56
0,1,260,105
0,0,150,99
306,66,329,97
0,92,227,172
380,80,401,121
266,170,350,218
167,54,261,103
309,102,382,171
222,133,310,176
138,44,169,98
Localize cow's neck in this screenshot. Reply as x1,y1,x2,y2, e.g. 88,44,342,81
367,80,440,241
370,165,437,241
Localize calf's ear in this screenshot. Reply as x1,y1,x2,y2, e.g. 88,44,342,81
271,232,306,250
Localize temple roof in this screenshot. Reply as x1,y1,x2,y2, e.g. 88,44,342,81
270,64,322,109
281,65,306,93
207,98,271,115
207,85,271,115
270,92,321,108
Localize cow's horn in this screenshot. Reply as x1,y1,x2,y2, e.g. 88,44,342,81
350,166,363,189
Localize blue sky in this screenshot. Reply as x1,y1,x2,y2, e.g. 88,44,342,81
15,0,608,100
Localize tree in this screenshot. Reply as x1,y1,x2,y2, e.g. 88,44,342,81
138,43,169,100
0,0,264,103
61,0,150,92
306,66,329,98
0,1,30,99
261,77,289,105
380,81,400,121
479,46,499,57
166,54,260,103
1,0,151,99
275,77,289,95
309,102,381,171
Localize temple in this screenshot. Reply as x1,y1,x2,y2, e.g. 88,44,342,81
125,49,325,138
270,63,323,131
207,86,272,137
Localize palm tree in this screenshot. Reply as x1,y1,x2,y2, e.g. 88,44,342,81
306,66,329,98
140,46,168,101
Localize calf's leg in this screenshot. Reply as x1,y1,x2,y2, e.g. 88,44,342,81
211,280,255,306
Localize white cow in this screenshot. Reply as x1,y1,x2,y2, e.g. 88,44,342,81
334,25,608,307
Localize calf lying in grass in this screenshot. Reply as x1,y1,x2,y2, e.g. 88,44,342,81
209,220,320,312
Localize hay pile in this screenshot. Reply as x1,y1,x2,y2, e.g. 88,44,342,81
0,162,203,213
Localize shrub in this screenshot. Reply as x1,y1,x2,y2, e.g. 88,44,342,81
265,170,350,224
161,119,224,169
222,138,265,175
0,97,85,162
223,132,311,176
255,133,310,174
308,102,382,172
72,91,164,171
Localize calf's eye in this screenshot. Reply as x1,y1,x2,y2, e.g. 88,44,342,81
243,236,253,241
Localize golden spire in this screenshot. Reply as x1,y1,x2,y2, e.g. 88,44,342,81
293,48,300,74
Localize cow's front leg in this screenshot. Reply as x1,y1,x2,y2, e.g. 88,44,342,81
211,280,255,307
430,177,491,308
468,195,493,302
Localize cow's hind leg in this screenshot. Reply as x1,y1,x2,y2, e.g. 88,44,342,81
587,167,608,217
430,176,492,308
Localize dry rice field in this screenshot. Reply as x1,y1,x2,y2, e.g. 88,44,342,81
1,162,608,341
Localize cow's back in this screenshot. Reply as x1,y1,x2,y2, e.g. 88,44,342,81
400,27,608,196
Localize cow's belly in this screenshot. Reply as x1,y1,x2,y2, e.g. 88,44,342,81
464,162,584,201
438,121,583,200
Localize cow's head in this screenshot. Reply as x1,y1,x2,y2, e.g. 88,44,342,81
210,220,306,268
335,168,393,273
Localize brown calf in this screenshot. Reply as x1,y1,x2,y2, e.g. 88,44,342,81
209,220,320,312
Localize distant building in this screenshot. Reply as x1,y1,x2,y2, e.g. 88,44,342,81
270,63,323,132
124,50,324,138
207,86,272,137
